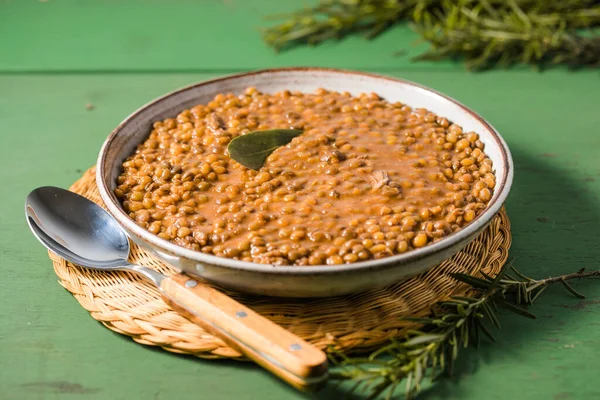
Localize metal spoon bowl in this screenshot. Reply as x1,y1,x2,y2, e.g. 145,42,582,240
25,186,327,391
26,186,163,285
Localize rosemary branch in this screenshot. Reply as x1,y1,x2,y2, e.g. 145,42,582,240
328,264,600,399
261,0,600,70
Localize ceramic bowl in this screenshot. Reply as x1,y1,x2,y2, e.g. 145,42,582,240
96,67,513,298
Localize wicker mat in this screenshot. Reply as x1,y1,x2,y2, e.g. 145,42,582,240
49,167,511,360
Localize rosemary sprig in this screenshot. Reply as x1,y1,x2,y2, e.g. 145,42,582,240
262,0,421,49
262,0,600,70
328,264,600,399
413,0,600,70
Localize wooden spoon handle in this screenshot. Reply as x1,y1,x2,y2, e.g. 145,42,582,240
160,273,328,391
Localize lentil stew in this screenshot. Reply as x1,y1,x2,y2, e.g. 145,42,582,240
115,88,496,266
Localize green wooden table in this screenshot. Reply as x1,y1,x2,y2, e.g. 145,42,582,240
2,1,600,399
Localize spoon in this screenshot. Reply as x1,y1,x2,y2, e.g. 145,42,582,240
25,186,328,391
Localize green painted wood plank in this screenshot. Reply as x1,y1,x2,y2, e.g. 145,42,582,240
1,71,600,399
0,0,452,72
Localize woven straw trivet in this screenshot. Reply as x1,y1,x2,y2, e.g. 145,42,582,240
49,167,511,360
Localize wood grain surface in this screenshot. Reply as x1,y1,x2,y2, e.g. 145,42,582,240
162,273,328,391
1,1,600,399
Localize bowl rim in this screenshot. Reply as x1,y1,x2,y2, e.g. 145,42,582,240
96,66,513,275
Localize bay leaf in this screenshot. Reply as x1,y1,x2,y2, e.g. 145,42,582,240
227,129,303,170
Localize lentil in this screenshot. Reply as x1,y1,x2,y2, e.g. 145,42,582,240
116,88,496,265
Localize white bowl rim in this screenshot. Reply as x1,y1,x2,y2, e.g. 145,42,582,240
96,67,514,276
